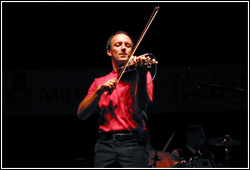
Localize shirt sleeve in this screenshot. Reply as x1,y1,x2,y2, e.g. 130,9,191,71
83,78,99,101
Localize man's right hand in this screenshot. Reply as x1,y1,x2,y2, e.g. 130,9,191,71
97,78,117,94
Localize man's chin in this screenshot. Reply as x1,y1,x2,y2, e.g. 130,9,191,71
119,56,128,60
117,60,127,67
119,57,128,62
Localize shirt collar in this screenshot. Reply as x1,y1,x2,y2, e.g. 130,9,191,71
187,145,196,154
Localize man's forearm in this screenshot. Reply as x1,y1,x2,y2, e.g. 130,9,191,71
77,89,102,120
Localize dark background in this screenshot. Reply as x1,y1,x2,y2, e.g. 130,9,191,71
2,1,248,168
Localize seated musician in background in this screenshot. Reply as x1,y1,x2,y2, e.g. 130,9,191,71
171,124,216,168
77,31,155,168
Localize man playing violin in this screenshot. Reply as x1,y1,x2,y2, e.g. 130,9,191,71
77,31,155,167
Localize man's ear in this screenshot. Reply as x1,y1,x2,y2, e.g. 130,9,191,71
107,50,112,57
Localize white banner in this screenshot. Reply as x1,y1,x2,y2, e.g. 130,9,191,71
2,64,247,117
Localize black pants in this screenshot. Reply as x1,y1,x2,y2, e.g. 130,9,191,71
94,131,150,168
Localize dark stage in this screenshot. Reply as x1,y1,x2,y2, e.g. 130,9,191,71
2,1,249,168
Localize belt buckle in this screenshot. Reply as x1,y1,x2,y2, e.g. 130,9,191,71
113,132,132,141
113,133,122,141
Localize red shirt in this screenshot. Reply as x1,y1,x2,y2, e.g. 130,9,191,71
84,70,153,132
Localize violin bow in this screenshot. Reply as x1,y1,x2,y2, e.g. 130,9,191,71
117,6,160,83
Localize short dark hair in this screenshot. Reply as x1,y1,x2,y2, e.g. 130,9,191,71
185,124,204,137
106,31,134,50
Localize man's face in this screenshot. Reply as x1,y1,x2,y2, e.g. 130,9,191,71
107,33,133,66
187,130,206,149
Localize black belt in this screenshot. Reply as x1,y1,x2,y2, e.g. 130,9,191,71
98,131,138,141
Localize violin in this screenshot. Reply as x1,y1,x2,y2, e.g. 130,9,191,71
117,53,158,74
